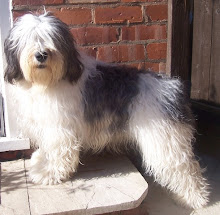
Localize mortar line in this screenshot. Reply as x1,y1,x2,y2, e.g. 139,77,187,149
24,159,32,215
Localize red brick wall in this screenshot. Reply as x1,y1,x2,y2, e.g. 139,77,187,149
12,0,168,73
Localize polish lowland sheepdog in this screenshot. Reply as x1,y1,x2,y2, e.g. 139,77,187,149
4,12,209,209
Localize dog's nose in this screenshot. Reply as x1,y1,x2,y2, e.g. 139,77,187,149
35,51,48,63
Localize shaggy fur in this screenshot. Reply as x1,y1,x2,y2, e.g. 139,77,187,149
4,12,209,209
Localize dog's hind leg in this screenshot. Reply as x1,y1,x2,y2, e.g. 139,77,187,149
130,118,209,209
128,73,209,209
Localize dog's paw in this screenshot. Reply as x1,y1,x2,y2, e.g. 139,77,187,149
29,170,67,185
29,150,78,185
30,149,79,185
29,160,76,185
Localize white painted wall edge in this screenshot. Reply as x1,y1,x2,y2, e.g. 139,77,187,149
0,138,30,152
0,0,31,151
0,0,14,138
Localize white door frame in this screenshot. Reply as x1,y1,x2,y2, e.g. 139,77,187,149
0,0,30,152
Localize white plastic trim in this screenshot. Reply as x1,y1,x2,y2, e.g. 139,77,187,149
0,138,30,152
0,0,30,151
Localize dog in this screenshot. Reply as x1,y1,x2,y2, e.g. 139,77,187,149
4,12,209,209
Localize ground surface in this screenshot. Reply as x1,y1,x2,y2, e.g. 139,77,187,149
1,153,219,215
0,155,148,215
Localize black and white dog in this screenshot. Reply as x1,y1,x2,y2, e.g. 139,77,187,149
4,12,209,209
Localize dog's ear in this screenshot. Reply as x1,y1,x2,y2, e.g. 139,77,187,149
61,29,83,83
4,31,23,84
52,17,83,83
65,38,83,83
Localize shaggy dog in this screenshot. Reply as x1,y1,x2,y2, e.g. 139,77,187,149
4,12,209,209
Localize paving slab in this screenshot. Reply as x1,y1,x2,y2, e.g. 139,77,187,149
0,159,30,215
0,156,148,215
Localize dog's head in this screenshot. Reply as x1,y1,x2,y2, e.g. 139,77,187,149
4,12,83,87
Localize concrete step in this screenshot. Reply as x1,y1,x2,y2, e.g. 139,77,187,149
0,155,148,215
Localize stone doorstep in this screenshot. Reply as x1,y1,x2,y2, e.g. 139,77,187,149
0,156,148,215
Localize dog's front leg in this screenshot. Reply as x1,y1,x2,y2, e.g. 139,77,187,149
29,139,80,185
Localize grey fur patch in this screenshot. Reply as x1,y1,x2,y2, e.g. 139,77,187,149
83,64,143,131
160,81,194,124
150,74,194,124
4,35,23,83
83,64,193,132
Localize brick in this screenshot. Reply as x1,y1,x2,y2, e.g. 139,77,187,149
144,0,167,1
13,0,63,6
100,203,149,215
121,0,148,2
0,151,21,161
97,44,145,63
122,24,167,41
101,212,120,215
159,62,166,73
123,62,145,70
95,6,143,24
122,0,165,1
123,62,164,73
13,0,27,5
13,11,29,20
101,201,149,215
79,47,97,58
145,4,168,21
120,206,149,215
71,27,119,45
0,149,33,161
67,0,119,3
146,42,167,60
50,7,92,25
145,62,160,72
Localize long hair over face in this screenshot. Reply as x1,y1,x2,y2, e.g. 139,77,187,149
4,12,83,86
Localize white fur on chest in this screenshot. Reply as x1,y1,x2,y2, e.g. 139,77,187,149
13,81,83,148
